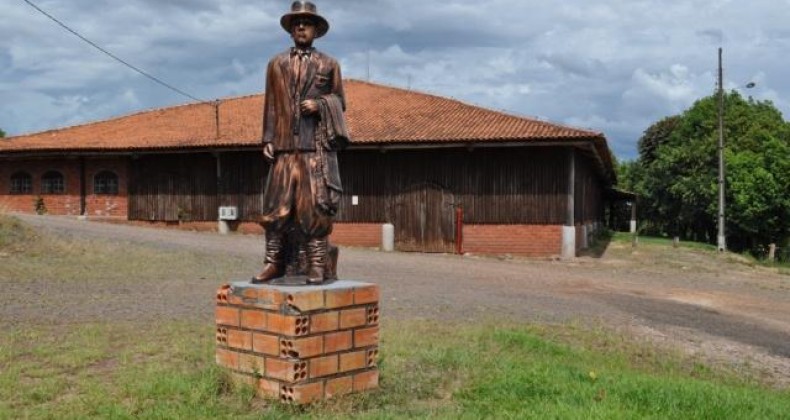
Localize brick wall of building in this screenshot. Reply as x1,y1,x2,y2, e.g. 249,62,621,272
0,157,128,217
78,220,564,257
330,223,381,248
462,224,562,257
85,158,129,217
93,221,383,250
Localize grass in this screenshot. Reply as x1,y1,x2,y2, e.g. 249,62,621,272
1,214,789,418
610,231,790,275
1,320,789,419
610,231,718,252
0,214,251,285
0,213,35,251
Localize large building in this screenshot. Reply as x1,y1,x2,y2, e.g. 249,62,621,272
0,80,619,257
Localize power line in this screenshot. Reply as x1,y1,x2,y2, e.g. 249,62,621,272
21,0,206,103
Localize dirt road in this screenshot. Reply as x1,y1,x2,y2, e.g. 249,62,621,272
5,214,790,386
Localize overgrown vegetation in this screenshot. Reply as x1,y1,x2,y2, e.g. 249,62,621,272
33,196,47,215
619,92,790,257
0,213,36,252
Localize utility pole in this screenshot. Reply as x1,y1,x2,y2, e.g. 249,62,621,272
717,47,726,253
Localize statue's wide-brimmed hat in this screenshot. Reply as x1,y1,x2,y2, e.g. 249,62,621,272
280,1,329,38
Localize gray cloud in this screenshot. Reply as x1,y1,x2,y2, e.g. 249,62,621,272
2,0,789,159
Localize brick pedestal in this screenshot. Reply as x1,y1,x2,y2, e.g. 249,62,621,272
215,280,380,404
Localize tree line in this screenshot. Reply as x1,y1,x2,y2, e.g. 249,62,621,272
618,92,790,254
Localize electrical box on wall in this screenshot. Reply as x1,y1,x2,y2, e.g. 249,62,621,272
219,206,238,221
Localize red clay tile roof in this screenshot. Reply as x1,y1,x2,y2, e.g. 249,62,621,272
1,80,613,175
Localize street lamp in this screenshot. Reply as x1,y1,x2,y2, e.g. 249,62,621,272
716,48,755,253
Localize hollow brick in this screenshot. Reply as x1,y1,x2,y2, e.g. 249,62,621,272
323,331,352,353
237,353,265,376
366,305,380,325
309,355,338,378
226,292,246,306
240,287,258,299
280,382,324,405
258,378,281,399
353,370,379,392
354,327,379,348
280,336,323,359
269,313,310,336
325,376,353,398
266,358,308,383
325,289,354,309
240,309,267,331
230,372,256,388
226,329,253,351
354,285,379,305
339,308,367,329
216,284,231,304
215,306,240,327
252,333,280,356
254,288,286,310
216,348,239,370
286,290,325,312
310,311,339,333
216,327,228,346
339,351,367,373
367,349,379,367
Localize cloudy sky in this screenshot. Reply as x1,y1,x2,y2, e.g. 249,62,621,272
2,0,789,159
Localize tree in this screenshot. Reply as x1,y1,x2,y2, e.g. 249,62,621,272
637,115,680,164
0,128,5,138
623,91,790,253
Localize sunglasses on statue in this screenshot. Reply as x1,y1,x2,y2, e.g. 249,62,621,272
293,18,316,27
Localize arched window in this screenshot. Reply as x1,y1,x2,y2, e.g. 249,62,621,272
10,172,32,194
94,171,119,195
41,171,65,194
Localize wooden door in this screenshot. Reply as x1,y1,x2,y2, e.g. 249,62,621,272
394,183,455,253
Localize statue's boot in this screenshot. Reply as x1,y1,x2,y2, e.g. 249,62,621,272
252,234,284,283
306,237,328,284
325,243,339,281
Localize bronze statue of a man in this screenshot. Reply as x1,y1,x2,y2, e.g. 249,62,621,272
253,1,349,285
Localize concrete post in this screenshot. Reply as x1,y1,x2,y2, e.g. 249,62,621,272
562,148,577,259
580,224,589,249
218,220,230,235
562,226,576,258
382,223,394,252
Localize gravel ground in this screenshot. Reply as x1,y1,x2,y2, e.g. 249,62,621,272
3,214,790,386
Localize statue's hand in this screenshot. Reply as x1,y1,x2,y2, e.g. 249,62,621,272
263,143,275,161
300,99,319,115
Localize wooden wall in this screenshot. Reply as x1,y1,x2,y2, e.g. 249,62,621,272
127,147,605,226
128,152,267,221
336,147,570,225
217,152,269,219
573,151,605,224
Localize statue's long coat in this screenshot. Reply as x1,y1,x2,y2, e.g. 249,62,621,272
260,48,346,237
262,49,345,151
